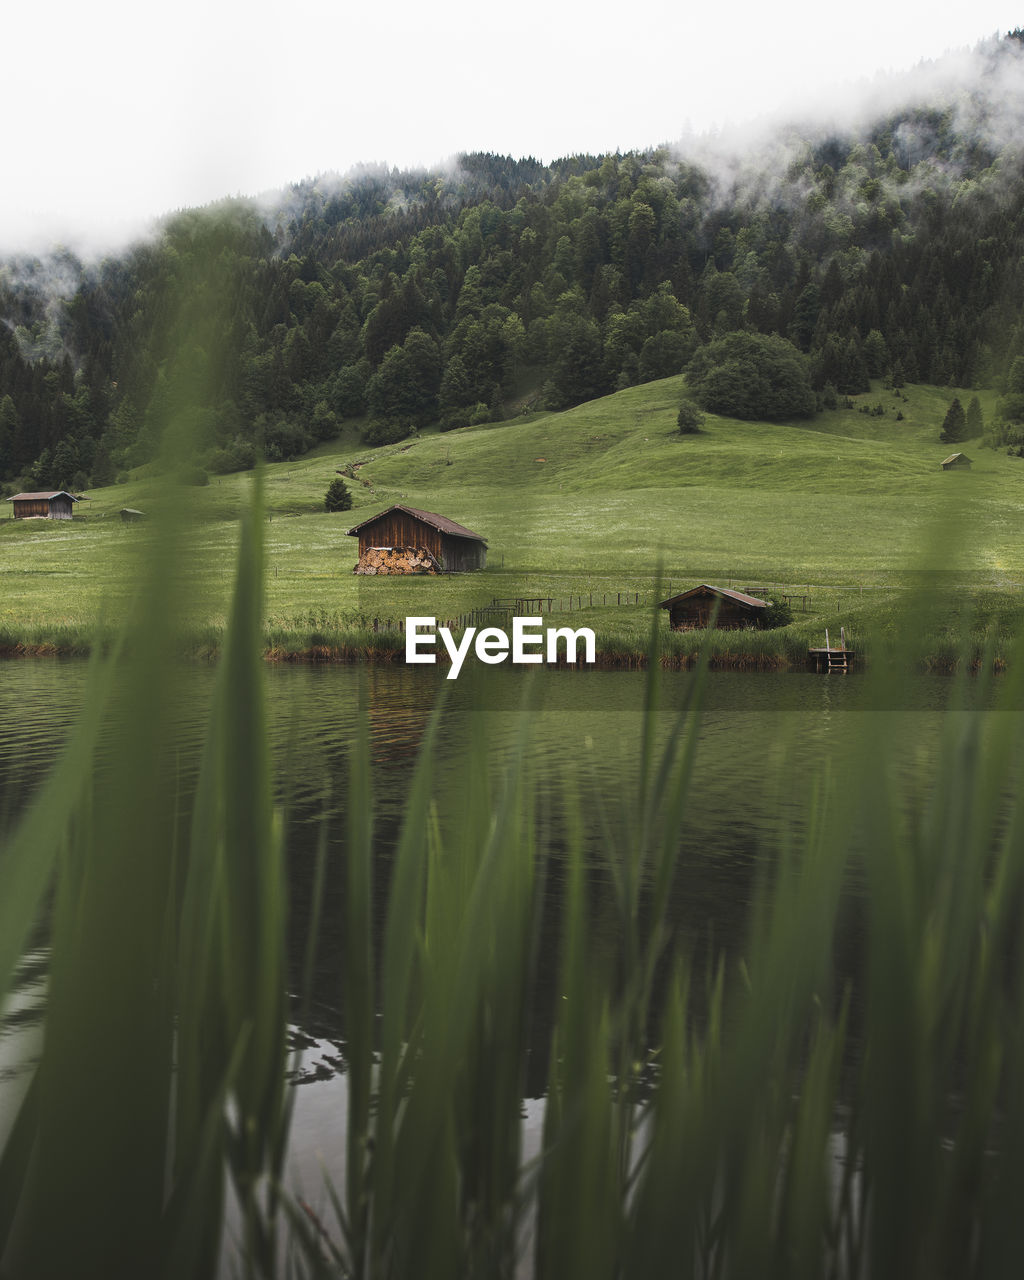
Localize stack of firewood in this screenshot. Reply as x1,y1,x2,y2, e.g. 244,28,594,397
353,546,440,575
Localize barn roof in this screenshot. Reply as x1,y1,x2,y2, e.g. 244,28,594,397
8,491,79,502
659,584,769,609
347,504,487,543
941,453,971,465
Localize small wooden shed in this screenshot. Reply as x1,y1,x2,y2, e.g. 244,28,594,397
659,584,769,630
941,453,972,470
347,505,487,573
8,491,79,520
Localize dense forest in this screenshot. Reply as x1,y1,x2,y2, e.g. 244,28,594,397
4,32,1024,492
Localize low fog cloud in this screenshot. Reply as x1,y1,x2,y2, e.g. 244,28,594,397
671,36,1024,212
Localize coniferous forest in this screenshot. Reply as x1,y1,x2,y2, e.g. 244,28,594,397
4,32,1024,492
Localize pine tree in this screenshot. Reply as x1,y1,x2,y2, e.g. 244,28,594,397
940,397,967,443
0,395,17,479
966,396,984,437
863,329,889,378
90,443,115,487
51,437,80,487
324,478,352,512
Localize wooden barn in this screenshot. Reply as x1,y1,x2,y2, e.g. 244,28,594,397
8,491,79,520
347,505,487,573
659,584,769,630
941,452,972,470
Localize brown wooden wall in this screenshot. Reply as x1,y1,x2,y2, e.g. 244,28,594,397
668,597,761,630
357,512,444,559
12,496,74,520
355,513,485,571
440,535,486,572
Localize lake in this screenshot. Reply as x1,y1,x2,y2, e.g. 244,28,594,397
1,656,1014,1248
0,656,990,1063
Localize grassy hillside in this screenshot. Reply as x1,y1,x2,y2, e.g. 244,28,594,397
1,378,1021,663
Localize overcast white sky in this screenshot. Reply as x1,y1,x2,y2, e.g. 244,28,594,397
3,1,1020,254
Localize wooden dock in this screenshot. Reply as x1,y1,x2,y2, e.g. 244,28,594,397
809,628,854,673
808,647,854,672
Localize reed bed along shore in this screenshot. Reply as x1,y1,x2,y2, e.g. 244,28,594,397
6,601,1019,688
5,481,1024,1279
0,620,1015,676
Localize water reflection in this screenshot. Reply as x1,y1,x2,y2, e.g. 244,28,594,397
0,658,996,1096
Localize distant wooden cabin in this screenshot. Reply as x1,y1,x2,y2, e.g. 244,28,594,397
659,584,770,630
941,452,972,470
347,505,487,573
8,491,79,520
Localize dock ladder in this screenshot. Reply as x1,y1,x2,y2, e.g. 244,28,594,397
809,627,854,673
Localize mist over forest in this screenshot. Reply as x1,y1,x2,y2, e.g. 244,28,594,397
3,30,1024,493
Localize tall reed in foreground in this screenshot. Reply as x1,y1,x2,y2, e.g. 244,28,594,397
0,478,289,1279
3,490,1024,1279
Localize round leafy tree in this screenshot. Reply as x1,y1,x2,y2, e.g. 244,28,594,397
677,400,705,434
324,477,352,512
686,332,816,421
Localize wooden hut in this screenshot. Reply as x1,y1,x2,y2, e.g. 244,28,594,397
347,505,487,573
8,491,79,520
941,452,972,470
659,584,769,630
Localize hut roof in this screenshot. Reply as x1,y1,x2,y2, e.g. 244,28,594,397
8,490,79,502
347,504,487,544
659,584,769,610
941,453,971,466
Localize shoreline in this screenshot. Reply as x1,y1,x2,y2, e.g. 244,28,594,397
0,638,1001,676
263,645,790,671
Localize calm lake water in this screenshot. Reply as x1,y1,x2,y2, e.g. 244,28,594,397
0,657,974,884
0,657,1014,1224
0,659,1008,1071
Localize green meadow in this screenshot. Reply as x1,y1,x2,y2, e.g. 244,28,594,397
2,377,1020,665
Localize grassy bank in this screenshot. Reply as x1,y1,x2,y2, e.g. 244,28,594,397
2,376,1020,625
4,584,1022,675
